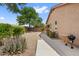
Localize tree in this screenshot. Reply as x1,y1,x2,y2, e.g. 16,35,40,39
16,7,38,28
0,3,26,13
16,15,27,25
32,17,43,28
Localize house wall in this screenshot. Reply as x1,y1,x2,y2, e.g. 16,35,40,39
47,4,79,46
47,9,57,32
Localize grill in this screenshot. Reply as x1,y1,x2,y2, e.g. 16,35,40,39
67,34,76,49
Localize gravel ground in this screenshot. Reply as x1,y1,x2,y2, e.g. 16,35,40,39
22,32,41,56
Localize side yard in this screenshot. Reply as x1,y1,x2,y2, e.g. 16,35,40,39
24,32,41,56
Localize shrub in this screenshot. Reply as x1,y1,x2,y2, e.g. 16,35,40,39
52,31,59,38
0,23,12,39
0,23,26,55
0,23,12,46
12,26,25,37
46,30,59,38
47,30,53,38
40,26,45,32
0,23,25,39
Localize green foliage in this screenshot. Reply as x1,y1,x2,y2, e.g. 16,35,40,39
12,26,25,36
47,30,53,38
47,30,59,38
0,23,26,55
16,15,27,25
40,24,45,32
0,23,12,39
16,7,38,26
0,3,26,13
19,7,38,18
0,23,25,39
16,6,44,30
32,17,43,28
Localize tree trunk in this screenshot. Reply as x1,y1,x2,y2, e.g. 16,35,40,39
28,19,31,31
29,23,30,28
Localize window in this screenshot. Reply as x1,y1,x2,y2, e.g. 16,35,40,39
47,25,50,28
55,21,57,25
55,21,57,30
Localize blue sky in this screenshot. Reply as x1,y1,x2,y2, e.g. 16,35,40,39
0,3,58,24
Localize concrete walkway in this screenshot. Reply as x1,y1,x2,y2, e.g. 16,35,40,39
40,33,79,56
36,38,59,56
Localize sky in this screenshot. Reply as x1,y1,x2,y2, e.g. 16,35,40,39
0,3,58,24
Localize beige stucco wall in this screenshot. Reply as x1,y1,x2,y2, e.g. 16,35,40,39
47,4,79,45
47,9,57,32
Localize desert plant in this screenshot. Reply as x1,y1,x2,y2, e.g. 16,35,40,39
0,23,12,46
0,23,12,38
0,23,26,55
12,26,25,38
20,37,26,52
2,36,27,55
